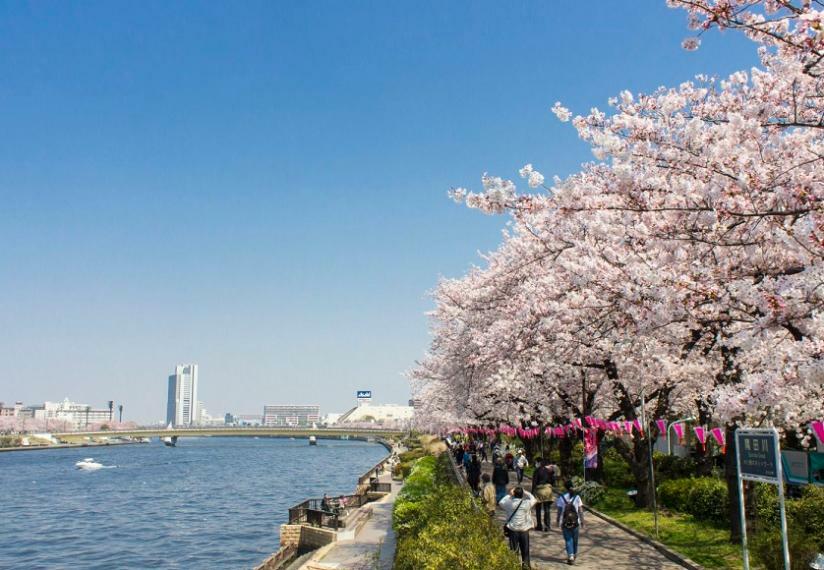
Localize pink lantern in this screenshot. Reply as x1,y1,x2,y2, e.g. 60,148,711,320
673,423,685,443
710,427,726,453
694,426,707,451
812,420,824,444
624,421,633,434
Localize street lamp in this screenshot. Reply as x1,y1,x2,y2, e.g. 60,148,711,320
667,417,696,456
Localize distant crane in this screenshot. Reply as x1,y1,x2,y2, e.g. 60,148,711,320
118,404,124,423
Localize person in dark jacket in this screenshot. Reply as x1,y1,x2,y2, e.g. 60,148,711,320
531,457,553,531
467,454,482,493
492,458,510,503
453,444,464,467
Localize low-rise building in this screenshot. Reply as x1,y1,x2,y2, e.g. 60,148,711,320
262,405,320,427
338,403,414,427
29,399,113,429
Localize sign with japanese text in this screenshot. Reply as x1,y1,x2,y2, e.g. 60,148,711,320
737,429,780,483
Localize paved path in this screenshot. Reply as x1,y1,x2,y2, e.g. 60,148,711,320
299,468,399,570
478,462,684,569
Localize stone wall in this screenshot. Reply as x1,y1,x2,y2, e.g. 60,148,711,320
278,524,336,554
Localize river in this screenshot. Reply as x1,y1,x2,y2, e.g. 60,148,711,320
0,437,387,569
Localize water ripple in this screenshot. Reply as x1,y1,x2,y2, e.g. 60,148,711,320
0,438,386,569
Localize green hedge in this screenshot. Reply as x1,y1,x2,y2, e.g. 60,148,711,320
658,477,728,524
653,453,698,482
751,485,824,570
393,453,521,570
602,447,635,488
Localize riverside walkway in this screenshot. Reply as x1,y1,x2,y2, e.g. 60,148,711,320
296,469,399,570
478,463,686,569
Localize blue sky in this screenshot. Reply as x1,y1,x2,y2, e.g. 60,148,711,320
0,1,758,422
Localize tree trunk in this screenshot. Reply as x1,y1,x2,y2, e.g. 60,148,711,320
559,436,574,481
615,434,652,508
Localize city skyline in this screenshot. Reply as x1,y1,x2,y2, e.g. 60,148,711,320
0,1,758,423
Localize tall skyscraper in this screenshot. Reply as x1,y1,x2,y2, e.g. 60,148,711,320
166,364,199,426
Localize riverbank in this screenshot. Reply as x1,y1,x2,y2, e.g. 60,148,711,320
255,439,401,570
0,440,146,453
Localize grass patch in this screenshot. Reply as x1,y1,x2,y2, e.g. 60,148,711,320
597,488,743,570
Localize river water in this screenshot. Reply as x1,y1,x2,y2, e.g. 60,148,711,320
0,437,387,569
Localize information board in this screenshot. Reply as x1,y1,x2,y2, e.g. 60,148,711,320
738,431,779,482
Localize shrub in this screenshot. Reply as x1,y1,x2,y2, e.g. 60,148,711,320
751,485,824,569
654,453,697,482
658,478,692,514
570,476,606,506
394,457,521,570
751,522,820,570
602,447,635,488
658,477,728,524
396,455,436,502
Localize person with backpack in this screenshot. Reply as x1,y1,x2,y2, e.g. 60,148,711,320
514,450,529,483
499,486,538,568
556,480,585,565
492,457,510,503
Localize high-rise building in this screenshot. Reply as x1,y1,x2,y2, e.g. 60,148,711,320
166,364,199,427
262,405,320,427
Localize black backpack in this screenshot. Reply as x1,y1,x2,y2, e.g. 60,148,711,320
561,494,579,529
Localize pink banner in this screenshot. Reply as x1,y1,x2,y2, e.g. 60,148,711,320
584,429,598,468
656,419,667,436
624,420,633,434
633,418,643,435
812,420,824,444
673,422,685,442
710,427,726,453
694,426,707,451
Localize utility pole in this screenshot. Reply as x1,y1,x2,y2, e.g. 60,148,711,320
640,389,659,538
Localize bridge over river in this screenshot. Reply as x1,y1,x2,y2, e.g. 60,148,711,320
53,426,405,444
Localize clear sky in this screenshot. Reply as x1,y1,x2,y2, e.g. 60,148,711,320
0,1,759,422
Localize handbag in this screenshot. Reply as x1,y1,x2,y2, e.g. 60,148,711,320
535,484,554,502
503,497,524,538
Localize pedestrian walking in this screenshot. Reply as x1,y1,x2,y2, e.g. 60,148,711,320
499,486,538,569
481,473,497,515
530,457,553,531
515,450,529,483
467,454,481,493
556,480,585,565
462,448,472,471
479,441,488,462
492,458,510,503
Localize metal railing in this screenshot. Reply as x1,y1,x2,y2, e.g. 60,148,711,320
287,494,370,529
286,443,395,530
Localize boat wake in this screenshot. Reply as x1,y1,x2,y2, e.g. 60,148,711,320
75,458,116,471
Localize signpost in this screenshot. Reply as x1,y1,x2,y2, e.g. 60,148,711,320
735,428,790,570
